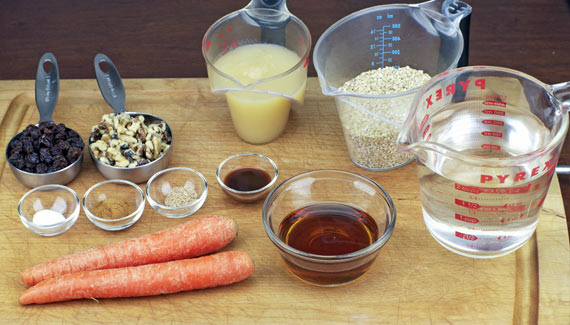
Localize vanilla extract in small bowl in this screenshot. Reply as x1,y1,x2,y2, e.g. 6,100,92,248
224,168,272,192
216,153,278,202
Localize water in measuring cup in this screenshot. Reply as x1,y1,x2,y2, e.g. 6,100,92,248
418,102,556,258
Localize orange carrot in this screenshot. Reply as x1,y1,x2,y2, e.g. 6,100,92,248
19,250,254,305
21,215,237,286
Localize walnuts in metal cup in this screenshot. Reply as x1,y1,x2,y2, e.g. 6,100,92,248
89,113,171,168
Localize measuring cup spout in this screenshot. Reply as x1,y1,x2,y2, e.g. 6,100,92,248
552,81,570,114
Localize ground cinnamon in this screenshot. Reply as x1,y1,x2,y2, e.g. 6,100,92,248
92,198,132,219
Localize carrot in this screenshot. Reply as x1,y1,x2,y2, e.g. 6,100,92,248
19,250,254,305
21,215,237,286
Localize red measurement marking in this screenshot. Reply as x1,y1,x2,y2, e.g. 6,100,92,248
225,36,230,41
482,119,504,126
455,213,479,224
455,199,526,212
206,41,211,52
231,41,238,48
481,144,501,151
218,32,223,38
482,109,505,116
420,114,429,131
303,56,309,68
422,124,430,139
227,26,233,32
483,100,506,107
500,213,524,223
455,231,478,241
455,183,531,194
300,36,305,45
481,131,503,138
537,193,547,208
426,133,432,141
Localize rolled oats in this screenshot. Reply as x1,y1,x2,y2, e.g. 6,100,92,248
338,66,431,169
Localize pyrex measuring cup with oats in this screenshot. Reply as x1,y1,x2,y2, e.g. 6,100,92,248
397,66,570,258
313,0,471,170
202,0,311,144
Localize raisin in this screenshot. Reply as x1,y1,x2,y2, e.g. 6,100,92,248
66,146,82,163
23,140,34,154
70,137,84,148
35,163,48,174
9,151,23,162
50,146,63,156
26,152,39,164
39,134,52,148
52,156,68,170
137,158,150,166
39,148,53,164
55,140,70,153
12,159,25,170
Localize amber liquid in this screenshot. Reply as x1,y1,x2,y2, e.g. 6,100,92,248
278,203,380,286
224,168,271,191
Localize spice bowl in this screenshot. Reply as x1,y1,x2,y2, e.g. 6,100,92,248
216,153,279,203
262,170,396,287
83,179,145,231
18,184,80,236
145,167,208,218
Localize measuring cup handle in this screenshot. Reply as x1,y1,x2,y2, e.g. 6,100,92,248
245,0,289,13
94,53,127,114
442,0,472,67
36,52,60,123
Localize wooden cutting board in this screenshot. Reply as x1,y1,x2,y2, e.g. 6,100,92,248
0,78,568,324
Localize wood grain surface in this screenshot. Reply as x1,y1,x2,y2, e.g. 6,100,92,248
1,0,568,238
0,78,568,323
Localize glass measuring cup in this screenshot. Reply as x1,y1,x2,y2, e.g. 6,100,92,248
202,0,311,144
397,66,570,258
313,0,471,170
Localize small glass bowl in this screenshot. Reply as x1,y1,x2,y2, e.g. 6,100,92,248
83,179,145,231
18,184,80,236
216,153,278,203
145,167,208,218
262,170,396,287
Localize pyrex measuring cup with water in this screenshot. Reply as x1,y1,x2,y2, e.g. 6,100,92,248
397,66,570,258
202,0,311,144
313,0,471,170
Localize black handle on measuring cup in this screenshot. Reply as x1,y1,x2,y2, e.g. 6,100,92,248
445,0,471,67
245,0,290,46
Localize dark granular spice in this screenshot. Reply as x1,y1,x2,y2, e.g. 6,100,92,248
8,121,84,174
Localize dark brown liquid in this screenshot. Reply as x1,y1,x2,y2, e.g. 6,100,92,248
224,167,271,192
278,203,381,285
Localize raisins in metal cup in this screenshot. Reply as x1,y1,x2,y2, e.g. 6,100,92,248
8,121,84,174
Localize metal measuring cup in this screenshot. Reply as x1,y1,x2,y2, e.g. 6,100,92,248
5,53,84,188
89,53,173,184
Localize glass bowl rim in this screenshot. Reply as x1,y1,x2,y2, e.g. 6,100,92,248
82,179,145,223
216,152,279,195
145,167,208,211
262,169,397,261
18,184,80,229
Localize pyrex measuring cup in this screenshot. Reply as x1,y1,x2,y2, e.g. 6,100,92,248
397,66,570,258
202,0,311,144
313,0,471,170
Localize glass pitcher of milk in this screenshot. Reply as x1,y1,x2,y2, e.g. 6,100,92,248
202,0,311,144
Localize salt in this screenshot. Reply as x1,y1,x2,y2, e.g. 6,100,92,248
33,209,65,226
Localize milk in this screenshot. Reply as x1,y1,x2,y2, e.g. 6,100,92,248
213,44,307,144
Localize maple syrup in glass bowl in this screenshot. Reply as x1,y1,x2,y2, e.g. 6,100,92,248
262,170,396,286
